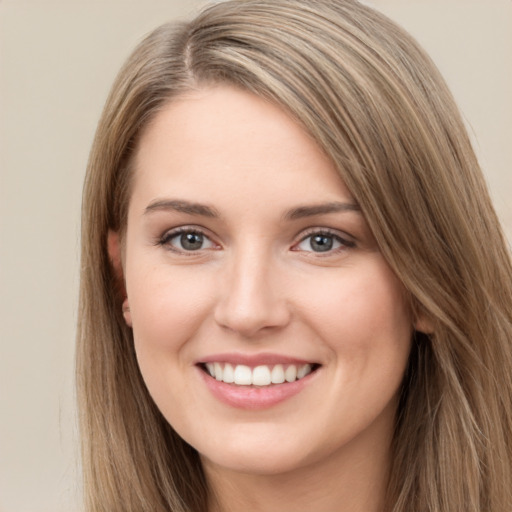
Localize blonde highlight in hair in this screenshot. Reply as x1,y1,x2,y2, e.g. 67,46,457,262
78,1,512,510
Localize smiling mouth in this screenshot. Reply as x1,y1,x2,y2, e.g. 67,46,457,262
199,362,321,386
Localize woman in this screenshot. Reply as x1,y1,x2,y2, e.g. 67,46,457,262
77,1,512,510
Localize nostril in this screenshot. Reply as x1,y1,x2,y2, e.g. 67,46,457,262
213,267,291,337
214,301,291,337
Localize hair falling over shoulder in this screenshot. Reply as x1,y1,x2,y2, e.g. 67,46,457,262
77,1,512,510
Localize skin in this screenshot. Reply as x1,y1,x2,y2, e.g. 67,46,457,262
111,85,417,512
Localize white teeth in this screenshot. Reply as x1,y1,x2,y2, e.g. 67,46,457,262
284,364,297,382
206,363,215,377
271,364,285,384
234,365,252,385
205,362,316,385
214,362,223,381
252,365,271,386
297,363,312,379
223,363,234,383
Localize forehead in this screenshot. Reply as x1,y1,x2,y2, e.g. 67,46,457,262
130,85,354,213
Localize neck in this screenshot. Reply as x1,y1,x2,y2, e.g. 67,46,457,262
203,419,393,512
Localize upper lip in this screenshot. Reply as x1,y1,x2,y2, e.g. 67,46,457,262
197,352,319,367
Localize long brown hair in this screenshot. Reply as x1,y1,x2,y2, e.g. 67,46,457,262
77,1,512,510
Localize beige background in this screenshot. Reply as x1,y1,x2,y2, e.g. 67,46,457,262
0,1,510,511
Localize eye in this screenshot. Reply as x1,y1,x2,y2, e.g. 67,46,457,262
294,231,355,253
160,228,217,252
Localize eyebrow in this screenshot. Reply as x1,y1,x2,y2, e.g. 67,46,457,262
143,198,361,220
144,199,219,217
284,201,361,220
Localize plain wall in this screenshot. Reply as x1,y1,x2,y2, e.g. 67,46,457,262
0,1,510,511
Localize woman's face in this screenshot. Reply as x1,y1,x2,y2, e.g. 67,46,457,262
118,85,413,477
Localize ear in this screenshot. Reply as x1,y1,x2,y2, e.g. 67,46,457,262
414,313,434,335
107,230,132,327
122,297,132,328
107,230,124,280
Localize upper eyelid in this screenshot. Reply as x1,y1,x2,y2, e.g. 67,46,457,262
156,225,355,248
160,225,211,238
296,226,355,242
158,225,218,246
292,227,356,252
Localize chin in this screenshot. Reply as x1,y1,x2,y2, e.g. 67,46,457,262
200,443,315,477
188,417,351,479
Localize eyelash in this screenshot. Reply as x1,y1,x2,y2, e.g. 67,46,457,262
157,226,356,254
293,228,356,254
157,226,218,254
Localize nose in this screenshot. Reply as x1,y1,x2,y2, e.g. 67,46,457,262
214,248,291,338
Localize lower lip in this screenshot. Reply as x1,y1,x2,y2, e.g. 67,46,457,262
198,367,317,410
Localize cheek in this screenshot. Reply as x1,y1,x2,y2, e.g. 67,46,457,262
125,264,216,423
306,264,409,329
126,262,216,357
297,260,412,375
297,263,412,438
